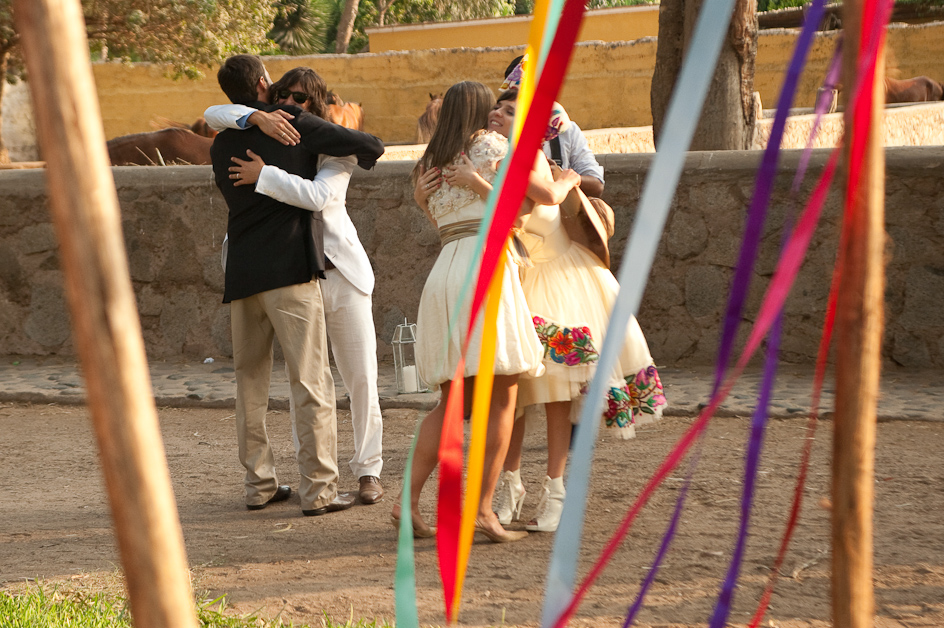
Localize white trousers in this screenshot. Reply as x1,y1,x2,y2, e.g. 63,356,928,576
292,269,384,480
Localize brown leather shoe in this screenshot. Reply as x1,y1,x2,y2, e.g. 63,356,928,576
359,476,385,504
302,491,356,516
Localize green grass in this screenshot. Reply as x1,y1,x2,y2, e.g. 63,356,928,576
0,585,394,628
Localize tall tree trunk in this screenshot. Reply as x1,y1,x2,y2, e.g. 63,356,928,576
0,49,9,164
335,0,360,53
651,0,757,150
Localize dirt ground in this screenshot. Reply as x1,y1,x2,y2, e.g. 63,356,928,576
1,401,942,628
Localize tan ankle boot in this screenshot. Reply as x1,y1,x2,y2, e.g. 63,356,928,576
526,476,565,532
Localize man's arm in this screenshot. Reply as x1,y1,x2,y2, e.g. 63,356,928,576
255,155,355,213
204,104,300,145
290,109,385,170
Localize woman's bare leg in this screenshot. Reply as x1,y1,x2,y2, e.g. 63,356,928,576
391,378,457,522
476,374,520,533
502,412,526,473
544,400,572,480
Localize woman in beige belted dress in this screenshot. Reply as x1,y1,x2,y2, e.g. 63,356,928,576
391,80,552,543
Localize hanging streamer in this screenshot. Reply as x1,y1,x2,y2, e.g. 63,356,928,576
540,0,738,625
436,358,466,621
394,423,424,628
551,144,840,628
441,0,569,621
623,6,828,623
621,438,703,628
451,266,504,620
709,316,784,627
708,1,827,623
746,39,845,628
469,1,586,330
550,33,899,617
557,1,891,626
430,1,582,622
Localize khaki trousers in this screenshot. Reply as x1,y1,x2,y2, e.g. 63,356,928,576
231,280,338,510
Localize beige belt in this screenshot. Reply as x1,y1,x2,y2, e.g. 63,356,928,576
439,219,480,247
438,219,533,268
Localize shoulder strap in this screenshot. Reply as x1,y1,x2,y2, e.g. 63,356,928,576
549,136,563,167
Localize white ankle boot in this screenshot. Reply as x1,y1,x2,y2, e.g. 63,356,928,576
495,469,526,525
526,476,565,532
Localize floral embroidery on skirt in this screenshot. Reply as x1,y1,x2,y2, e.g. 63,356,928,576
603,365,668,429
630,365,667,419
533,316,599,366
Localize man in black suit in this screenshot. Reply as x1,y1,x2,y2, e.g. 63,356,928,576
211,54,382,516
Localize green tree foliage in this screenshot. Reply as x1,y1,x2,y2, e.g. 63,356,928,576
2,0,276,82
1,0,22,83
265,0,663,55
81,0,277,78
268,0,518,54
0,0,276,162
268,0,330,54
757,0,806,11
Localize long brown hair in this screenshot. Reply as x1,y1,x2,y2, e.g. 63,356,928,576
269,67,328,120
417,81,494,175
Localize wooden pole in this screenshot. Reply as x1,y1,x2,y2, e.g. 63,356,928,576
13,2,199,627
832,2,885,627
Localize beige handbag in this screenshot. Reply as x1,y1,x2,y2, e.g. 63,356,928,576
559,186,614,268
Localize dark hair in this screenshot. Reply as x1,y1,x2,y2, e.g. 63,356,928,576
417,81,495,175
269,67,328,120
497,88,518,104
504,55,524,79
217,54,266,105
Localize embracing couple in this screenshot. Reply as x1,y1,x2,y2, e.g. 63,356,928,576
209,55,386,517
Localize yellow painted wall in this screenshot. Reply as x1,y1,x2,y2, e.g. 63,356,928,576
93,21,944,145
365,6,660,53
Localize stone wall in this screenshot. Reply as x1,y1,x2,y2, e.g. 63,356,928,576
1,147,943,366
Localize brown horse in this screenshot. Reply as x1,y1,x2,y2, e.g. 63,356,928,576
152,117,219,139
107,127,213,166
885,76,944,104
326,92,365,130
416,93,443,144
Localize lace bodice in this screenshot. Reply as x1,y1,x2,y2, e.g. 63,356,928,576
427,131,508,223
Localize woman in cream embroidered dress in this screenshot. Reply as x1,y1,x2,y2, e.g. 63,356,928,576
391,81,544,543
444,87,667,533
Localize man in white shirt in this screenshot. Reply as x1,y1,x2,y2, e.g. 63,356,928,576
543,121,605,198
208,67,386,506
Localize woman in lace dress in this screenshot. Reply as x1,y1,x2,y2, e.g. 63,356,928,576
391,81,545,543
444,88,667,533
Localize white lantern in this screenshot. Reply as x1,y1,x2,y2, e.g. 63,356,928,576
392,318,427,394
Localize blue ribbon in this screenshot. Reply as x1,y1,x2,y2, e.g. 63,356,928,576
540,0,739,625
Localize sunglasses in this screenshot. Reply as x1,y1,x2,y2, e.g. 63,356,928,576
277,89,310,105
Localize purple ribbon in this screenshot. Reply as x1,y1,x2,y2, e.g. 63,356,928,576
621,438,703,628
713,0,827,396
707,2,827,625
709,291,785,626
792,38,843,196
621,2,827,626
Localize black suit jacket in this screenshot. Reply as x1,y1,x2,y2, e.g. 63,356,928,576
211,102,385,303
